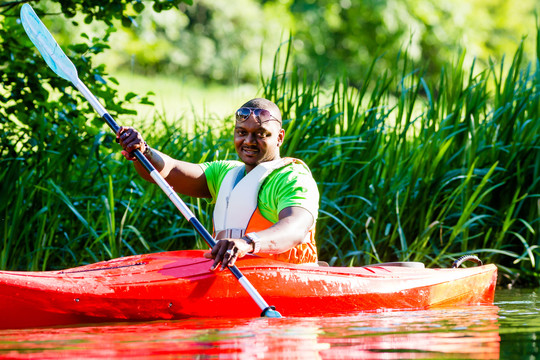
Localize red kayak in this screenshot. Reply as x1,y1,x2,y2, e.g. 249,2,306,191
0,250,497,329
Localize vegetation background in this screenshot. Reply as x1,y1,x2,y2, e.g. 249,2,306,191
0,0,539,286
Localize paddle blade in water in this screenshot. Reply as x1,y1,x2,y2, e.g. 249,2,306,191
261,306,282,318
20,4,78,83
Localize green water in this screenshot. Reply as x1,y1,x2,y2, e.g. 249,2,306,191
0,288,538,359
498,288,540,359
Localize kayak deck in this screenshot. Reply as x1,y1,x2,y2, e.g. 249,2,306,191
0,250,497,329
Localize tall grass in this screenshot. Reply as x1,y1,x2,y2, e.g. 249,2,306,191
0,115,228,271
263,38,539,279
1,34,539,285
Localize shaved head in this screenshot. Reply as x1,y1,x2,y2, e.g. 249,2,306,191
241,98,282,124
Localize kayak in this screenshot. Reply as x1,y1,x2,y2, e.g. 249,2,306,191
0,250,497,329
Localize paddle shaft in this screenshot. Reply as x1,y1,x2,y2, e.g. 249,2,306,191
73,79,279,316
20,3,280,317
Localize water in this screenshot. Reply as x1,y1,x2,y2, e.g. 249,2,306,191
0,288,538,359
498,288,540,359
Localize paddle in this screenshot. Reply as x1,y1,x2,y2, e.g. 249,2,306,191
20,3,281,318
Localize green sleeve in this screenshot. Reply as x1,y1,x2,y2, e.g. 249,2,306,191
258,162,320,223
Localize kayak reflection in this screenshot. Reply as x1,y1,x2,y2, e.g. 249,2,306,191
1,305,499,359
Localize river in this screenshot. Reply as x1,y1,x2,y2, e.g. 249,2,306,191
0,288,538,359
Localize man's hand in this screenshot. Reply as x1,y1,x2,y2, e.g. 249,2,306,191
204,238,254,271
116,126,148,161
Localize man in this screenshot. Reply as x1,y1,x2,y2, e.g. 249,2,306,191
117,98,319,271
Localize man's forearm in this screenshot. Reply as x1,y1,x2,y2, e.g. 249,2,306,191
132,147,167,183
133,147,211,198
250,206,314,254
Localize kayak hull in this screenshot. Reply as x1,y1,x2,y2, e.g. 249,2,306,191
0,250,497,329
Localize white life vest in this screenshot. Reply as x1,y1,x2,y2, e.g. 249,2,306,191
213,158,289,239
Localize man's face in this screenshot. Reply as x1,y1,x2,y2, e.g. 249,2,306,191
234,111,284,172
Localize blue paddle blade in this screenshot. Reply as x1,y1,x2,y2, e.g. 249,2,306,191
20,4,78,83
261,306,282,318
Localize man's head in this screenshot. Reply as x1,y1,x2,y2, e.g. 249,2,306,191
234,98,285,172
237,98,282,125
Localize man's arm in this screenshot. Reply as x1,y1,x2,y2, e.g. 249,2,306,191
204,206,314,270
252,206,314,253
117,126,211,198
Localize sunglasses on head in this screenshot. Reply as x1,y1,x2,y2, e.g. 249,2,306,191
235,107,281,125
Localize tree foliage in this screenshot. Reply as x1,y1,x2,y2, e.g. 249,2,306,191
76,0,540,85
0,0,189,268
0,0,190,163
270,0,539,85
99,0,284,83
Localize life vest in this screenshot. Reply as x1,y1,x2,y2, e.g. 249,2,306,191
213,158,317,264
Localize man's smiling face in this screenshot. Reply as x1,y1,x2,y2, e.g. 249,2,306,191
234,113,284,172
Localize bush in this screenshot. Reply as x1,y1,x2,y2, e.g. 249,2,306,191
0,1,189,269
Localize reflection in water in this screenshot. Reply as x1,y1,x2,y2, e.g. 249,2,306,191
497,288,540,360
0,306,500,359
318,306,500,360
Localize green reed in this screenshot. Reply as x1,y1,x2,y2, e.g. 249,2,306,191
263,37,539,280
1,34,539,285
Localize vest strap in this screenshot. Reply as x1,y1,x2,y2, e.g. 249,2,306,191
215,228,245,240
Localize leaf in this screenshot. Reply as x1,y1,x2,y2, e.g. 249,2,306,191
125,92,138,101
133,2,145,13
121,16,133,28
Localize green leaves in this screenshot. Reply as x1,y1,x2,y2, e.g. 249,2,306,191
133,2,145,14
0,0,184,270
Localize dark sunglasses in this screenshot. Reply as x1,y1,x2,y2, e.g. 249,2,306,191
235,107,281,124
